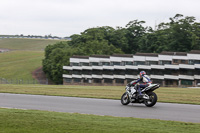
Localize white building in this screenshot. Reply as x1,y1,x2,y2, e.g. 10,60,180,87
63,50,200,87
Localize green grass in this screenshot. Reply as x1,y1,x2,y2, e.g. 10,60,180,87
0,84,200,104
0,51,44,80
0,108,199,133
0,38,63,51
0,38,64,81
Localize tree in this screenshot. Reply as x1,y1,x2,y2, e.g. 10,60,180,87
43,27,123,84
43,41,71,84
156,14,200,52
125,20,149,54
43,14,200,84
108,27,129,53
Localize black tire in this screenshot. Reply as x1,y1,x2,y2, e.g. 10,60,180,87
121,92,130,105
144,92,157,107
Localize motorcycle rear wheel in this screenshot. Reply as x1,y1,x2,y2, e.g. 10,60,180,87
121,92,130,105
144,92,157,107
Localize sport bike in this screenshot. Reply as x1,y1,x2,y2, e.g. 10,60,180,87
121,80,160,107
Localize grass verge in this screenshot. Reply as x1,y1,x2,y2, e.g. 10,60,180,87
0,108,200,133
0,84,200,104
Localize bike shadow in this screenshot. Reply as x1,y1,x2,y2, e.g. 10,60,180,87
120,103,158,109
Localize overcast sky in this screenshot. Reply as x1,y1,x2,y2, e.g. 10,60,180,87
0,0,200,37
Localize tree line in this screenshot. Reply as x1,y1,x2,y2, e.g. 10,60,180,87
43,14,200,84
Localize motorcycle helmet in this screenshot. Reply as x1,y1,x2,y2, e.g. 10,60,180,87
140,71,146,77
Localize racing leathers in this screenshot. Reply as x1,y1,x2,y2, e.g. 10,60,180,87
129,75,152,97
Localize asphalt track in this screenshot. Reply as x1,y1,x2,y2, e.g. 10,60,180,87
0,93,200,123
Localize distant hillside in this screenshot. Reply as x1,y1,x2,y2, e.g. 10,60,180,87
0,38,66,83
0,38,65,51
0,51,44,80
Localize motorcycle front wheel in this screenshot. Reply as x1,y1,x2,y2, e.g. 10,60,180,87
121,92,130,105
144,92,157,107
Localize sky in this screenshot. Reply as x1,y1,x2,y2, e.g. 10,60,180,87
0,0,200,37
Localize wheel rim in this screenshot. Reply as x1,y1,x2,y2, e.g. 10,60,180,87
146,94,155,105
123,94,129,103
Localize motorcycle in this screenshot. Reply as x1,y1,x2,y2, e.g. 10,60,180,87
121,80,160,107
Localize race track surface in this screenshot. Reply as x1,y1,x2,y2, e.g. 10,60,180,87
0,93,200,123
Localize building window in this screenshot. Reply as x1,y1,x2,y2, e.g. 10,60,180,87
103,70,113,75
152,79,163,85
124,61,133,65
164,61,171,65
196,80,200,85
74,78,81,83
181,60,186,64
64,78,72,83
164,69,179,75
104,79,113,84
112,62,121,66
92,70,102,75
90,62,99,66
134,61,145,65
181,80,193,85
189,60,200,64
116,79,124,84
69,71,72,75
72,70,81,75
102,62,110,66
71,63,79,66
114,70,125,75
173,59,178,63
147,61,158,65
159,61,172,65
180,69,194,75
165,80,178,86
189,60,194,65
81,62,89,66
125,69,138,75
93,79,102,83
151,69,165,75
83,79,89,83
194,60,200,64
196,69,200,75
82,70,92,75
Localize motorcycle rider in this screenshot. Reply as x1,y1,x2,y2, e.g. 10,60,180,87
129,71,152,98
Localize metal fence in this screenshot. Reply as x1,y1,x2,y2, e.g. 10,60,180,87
0,78,49,85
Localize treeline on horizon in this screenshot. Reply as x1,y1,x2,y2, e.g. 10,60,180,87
43,14,200,84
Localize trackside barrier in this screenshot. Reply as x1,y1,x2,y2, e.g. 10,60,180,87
0,78,49,85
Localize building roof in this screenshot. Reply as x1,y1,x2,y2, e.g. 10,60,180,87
71,55,89,59
90,55,110,58
112,54,133,57
189,50,200,54
160,51,187,56
135,53,158,57
70,50,200,59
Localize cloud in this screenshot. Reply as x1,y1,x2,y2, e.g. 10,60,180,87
0,0,200,37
